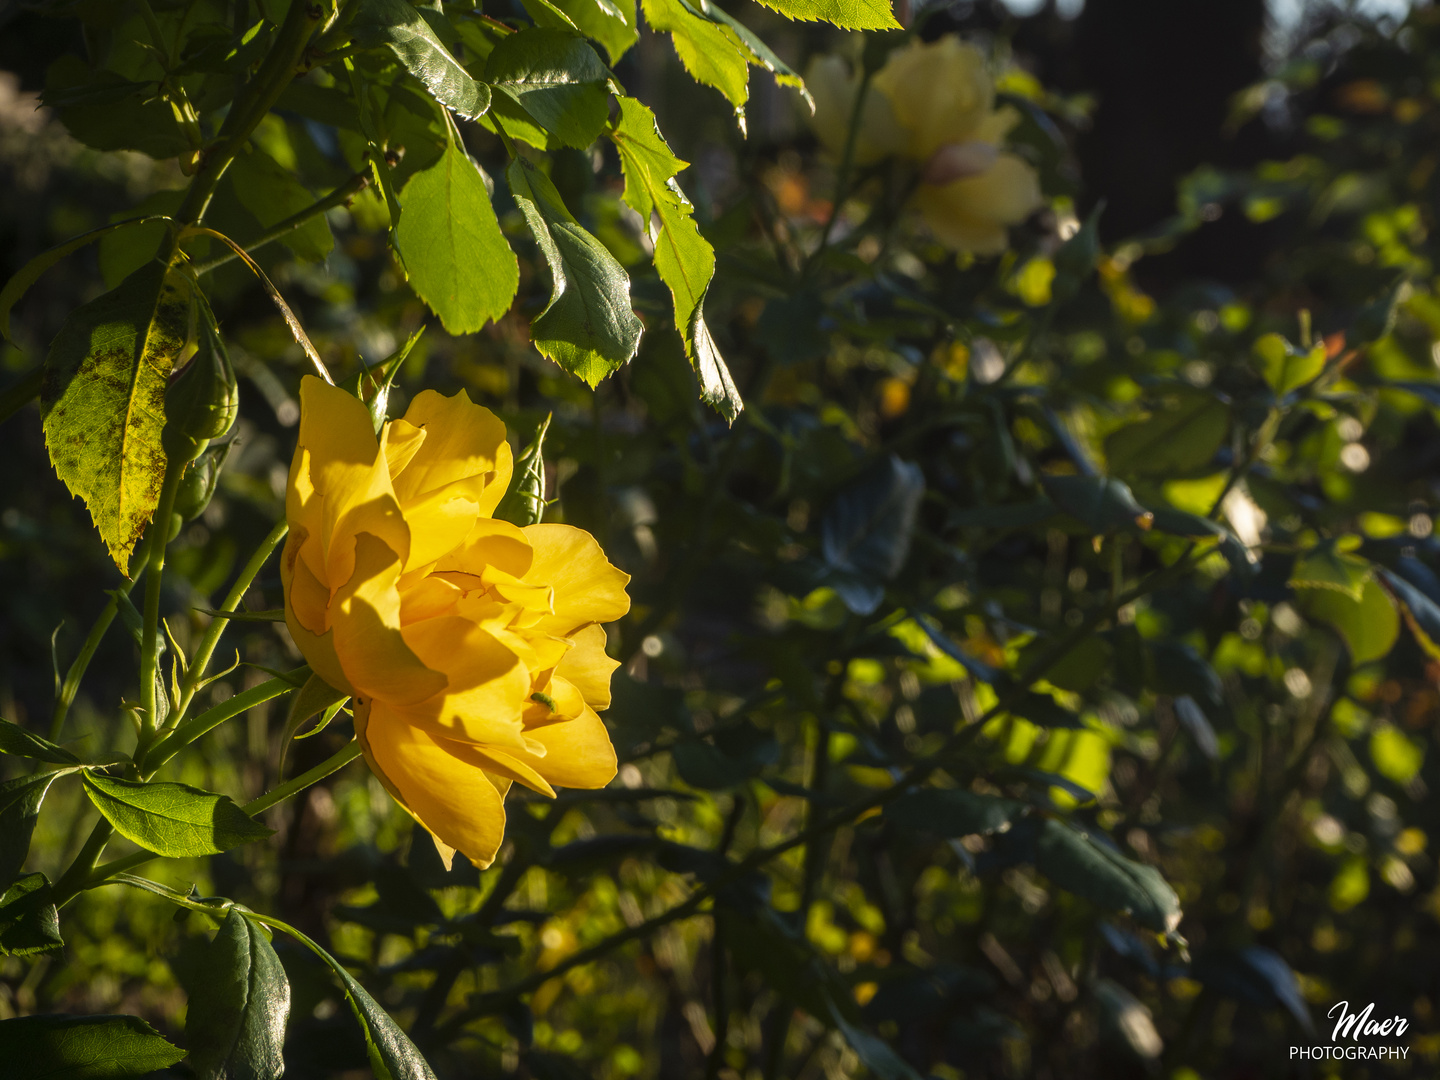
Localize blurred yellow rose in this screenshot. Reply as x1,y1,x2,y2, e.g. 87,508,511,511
282,377,629,868
805,35,1043,254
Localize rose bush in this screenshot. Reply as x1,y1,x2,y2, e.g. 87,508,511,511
807,34,1043,252
282,377,629,867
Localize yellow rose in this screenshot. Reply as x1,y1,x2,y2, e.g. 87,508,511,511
282,376,630,868
804,54,908,165
805,35,1044,254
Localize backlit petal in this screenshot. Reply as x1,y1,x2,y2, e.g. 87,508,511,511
394,389,512,516
522,524,631,632
554,624,620,710
517,705,617,790
357,700,507,869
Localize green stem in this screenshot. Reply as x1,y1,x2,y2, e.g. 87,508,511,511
173,518,289,723
191,171,369,275
244,738,362,816
144,667,308,774
138,464,185,748
803,66,874,280
50,819,115,909
78,739,363,894
175,0,327,226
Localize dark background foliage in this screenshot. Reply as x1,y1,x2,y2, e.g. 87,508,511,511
3,1,1440,1078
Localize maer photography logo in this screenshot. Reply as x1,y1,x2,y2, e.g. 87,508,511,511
1290,1001,1412,1062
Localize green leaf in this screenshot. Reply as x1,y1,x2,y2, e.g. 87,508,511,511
1051,205,1102,303
0,218,166,342
1105,386,1230,477
1041,474,1155,534
541,0,638,64
495,413,552,526
1023,633,1114,694
884,789,1025,837
1093,979,1163,1062
1378,567,1440,660
43,54,192,159
0,873,64,956
394,139,518,334
747,0,899,30
611,96,742,421
82,773,273,858
275,81,366,131
41,259,192,573
186,909,290,1080
507,156,643,385
279,672,352,772
1350,276,1408,346
1034,819,1182,934
825,998,924,1080
277,919,439,1080
0,718,81,766
640,0,750,124
820,455,925,615
1289,543,1372,602
100,193,185,290
687,0,813,106
1253,332,1325,396
484,29,610,150
353,0,491,120
227,145,334,263
1299,577,1399,664
0,1014,185,1078
1370,725,1424,785
0,770,74,888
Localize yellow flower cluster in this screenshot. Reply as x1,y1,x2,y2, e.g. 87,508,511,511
807,36,1044,254
282,377,629,868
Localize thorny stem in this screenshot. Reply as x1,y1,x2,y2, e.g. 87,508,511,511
173,0,329,228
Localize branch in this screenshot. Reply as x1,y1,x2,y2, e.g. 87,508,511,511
190,170,371,275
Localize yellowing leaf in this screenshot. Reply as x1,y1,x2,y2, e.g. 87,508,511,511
41,259,192,573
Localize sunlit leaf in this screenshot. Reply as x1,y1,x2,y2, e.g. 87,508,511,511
82,773,272,858
507,156,643,385
394,139,518,334
41,259,192,573
186,909,290,1080
611,95,741,420
353,0,490,119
